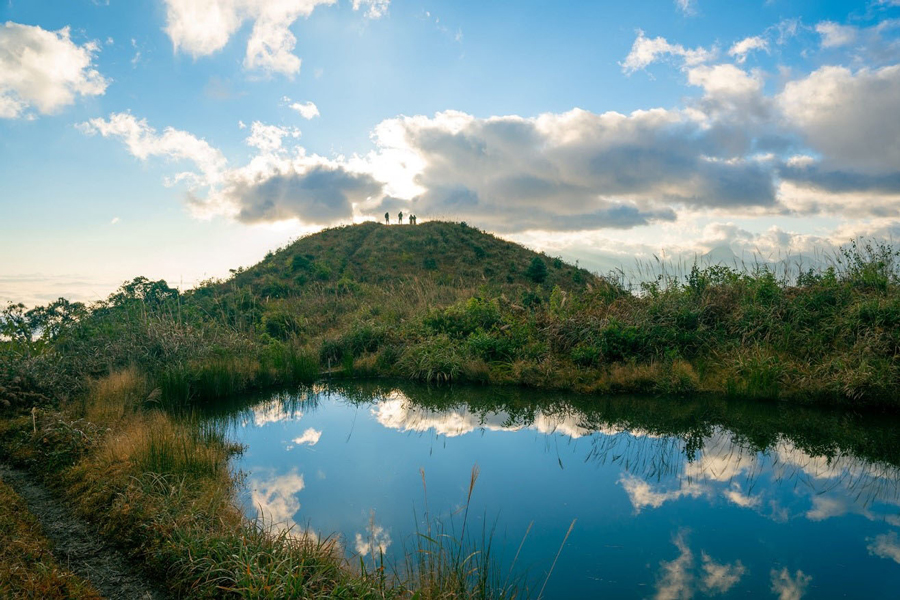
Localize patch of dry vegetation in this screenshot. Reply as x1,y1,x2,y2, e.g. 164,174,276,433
0,474,102,599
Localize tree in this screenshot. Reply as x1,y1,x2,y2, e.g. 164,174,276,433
526,257,548,283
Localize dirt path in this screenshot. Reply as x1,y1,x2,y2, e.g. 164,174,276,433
0,464,168,600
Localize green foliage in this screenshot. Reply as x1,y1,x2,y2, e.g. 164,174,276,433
525,257,548,283
424,297,502,339
400,335,466,383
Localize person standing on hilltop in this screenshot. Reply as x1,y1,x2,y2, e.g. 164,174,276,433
410,214,417,225
384,212,389,224
398,211,404,224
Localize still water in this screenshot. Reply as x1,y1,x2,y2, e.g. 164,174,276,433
207,382,900,598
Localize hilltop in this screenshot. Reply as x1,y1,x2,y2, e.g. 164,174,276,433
207,220,596,298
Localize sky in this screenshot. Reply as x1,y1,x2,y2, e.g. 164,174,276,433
2,0,900,306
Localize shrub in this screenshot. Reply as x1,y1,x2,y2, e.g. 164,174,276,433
399,335,466,383
525,257,548,283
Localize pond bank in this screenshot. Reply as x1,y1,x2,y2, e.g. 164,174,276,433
0,370,517,599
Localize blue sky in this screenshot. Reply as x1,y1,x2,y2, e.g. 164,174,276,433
2,0,899,305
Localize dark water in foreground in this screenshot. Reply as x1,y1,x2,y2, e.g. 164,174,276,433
206,382,900,598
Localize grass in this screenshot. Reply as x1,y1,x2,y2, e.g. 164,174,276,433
0,474,101,599
0,370,528,600
5,223,899,411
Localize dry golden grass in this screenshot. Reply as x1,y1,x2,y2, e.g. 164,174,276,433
84,367,146,424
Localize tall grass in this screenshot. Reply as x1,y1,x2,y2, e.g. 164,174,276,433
403,466,527,600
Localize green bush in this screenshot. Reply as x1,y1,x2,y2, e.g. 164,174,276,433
525,257,548,283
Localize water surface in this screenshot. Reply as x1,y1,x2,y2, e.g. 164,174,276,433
207,382,900,598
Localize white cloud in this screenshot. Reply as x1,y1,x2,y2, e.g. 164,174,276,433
653,534,745,599
700,553,745,595
292,427,322,446
0,22,108,119
354,521,391,557
370,393,627,439
78,112,227,187
728,35,768,63
363,107,775,231
655,534,694,600
722,483,761,509
288,100,320,119
686,64,767,117
779,65,900,173
770,568,811,600
110,217,120,225
352,0,390,19
162,0,336,76
250,470,305,527
245,121,300,153
84,36,900,235
621,30,714,73
815,21,858,48
251,399,302,426
620,474,707,513
868,531,900,564
209,152,383,224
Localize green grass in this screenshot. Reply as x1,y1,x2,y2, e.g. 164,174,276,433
3,224,900,414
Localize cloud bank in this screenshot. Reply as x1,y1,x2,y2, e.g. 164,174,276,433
81,14,900,268
0,22,108,119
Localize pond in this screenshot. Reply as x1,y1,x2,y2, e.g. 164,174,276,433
205,381,900,598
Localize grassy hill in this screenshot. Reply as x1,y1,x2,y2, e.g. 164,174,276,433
214,220,595,297
4,222,900,411
186,220,600,346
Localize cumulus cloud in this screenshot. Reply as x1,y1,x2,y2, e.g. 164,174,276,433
288,100,320,119
292,427,322,446
83,22,900,235
868,531,900,564
655,534,694,600
700,553,745,595
162,0,336,76
621,30,714,73
249,470,308,533
365,108,776,232
0,22,108,119
686,63,769,119
653,534,745,599
245,121,301,153
770,568,811,600
212,155,384,224
815,21,858,48
779,65,900,173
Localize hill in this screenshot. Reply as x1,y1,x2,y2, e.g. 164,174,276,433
211,220,597,299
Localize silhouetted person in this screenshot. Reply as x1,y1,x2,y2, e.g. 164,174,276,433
398,211,404,224
410,214,417,225
384,212,390,224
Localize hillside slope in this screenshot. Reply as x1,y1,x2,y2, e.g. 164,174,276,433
216,220,597,297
